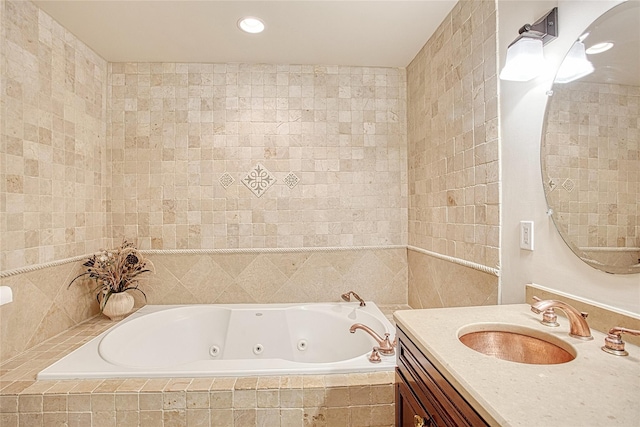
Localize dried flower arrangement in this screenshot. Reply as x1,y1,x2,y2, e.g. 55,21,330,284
68,240,155,311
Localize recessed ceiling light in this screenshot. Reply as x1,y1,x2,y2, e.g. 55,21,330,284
586,42,614,55
238,17,265,34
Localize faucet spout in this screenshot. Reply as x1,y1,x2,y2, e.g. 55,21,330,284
341,291,366,307
531,299,593,340
349,323,395,355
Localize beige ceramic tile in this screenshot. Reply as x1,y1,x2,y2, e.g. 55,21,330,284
114,394,138,411
186,408,210,427
210,408,234,425
408,248,498,309
186,378,214,392
280,408,305,427
163,391,186,410
186,391,209,409
325,387,350,408
407,0,499,269
257,389,280,408
138,393,163,411
233,389,257,409
279,389,303,408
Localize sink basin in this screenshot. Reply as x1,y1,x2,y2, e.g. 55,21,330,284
458,324,576,365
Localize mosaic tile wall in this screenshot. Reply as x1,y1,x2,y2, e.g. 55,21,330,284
106,62,407,250
0,0,409,365
543,81,639,250
0,0,109,272
406,0,500,270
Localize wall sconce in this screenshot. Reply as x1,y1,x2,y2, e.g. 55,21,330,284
553,40,594,83
500,7,558,81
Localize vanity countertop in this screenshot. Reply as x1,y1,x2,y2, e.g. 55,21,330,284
394,304,640,427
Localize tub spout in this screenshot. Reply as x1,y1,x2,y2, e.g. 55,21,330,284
531,298,593,340
341,291,366,307
349,323,395,355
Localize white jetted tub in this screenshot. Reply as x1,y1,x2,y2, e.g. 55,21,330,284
37,302,396,379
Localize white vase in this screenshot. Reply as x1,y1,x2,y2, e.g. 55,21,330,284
101,292,134,321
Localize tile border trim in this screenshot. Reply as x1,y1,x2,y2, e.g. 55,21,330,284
0,254,93,279
0,245,407,278
407,245,500,277
1,245,501,278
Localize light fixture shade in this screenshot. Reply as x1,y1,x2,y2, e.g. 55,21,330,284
554,41,594,84
499,38,545,81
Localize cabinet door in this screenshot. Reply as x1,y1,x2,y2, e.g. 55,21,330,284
396,371,434,427
396,328,489,427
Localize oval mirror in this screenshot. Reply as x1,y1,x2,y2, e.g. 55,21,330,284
541,1,639,274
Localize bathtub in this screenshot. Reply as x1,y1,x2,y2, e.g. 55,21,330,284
37,302,396,380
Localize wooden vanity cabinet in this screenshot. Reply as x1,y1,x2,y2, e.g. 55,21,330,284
395,327,489,427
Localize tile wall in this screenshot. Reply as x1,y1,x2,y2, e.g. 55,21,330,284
407,0,500,270
407,250,497,309
107,62,407,250
0,0,409,362
1,0,505,413
543,81,639,250
140,249,407,307
406,0,500,305
0,0,109,272
0,261,97,362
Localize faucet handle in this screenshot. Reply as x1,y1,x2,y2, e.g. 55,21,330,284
532,296,559,327
602,327,640,356
369,347,382,363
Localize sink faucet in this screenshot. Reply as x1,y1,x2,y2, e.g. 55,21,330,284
341,291,366,306
530,299,593,340
349,323,395,355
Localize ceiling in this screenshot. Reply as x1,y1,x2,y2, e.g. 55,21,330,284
33,0,458,68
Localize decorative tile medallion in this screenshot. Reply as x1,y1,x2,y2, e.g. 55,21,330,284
283,172,300,189
242,163,276,197
547,178,558,192
219,172,235,189
562,178,575,193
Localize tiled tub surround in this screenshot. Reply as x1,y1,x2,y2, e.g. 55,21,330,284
407,248,498,309
0,0,109,272
0,310,401,427
0,247,407,363
406,0,500,271
106,62,408,251
2,0,409,272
